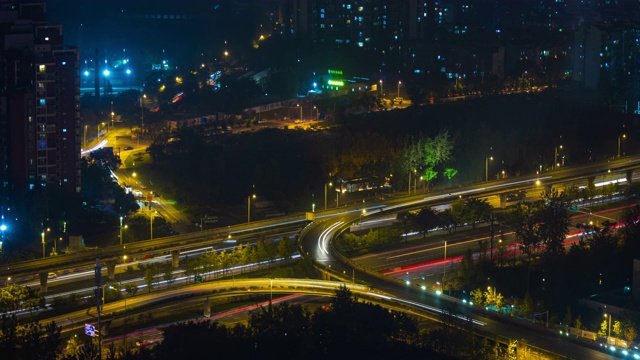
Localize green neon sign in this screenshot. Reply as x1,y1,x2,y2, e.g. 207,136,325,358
328,69,343,75
328,79,344,86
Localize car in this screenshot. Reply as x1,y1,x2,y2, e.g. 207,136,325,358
47,272,57,279
136,338,160,347
124,146,134,150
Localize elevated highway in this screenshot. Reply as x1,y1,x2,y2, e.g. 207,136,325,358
3,155,640,292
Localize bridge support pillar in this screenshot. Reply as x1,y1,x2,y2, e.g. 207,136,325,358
39,272,48,293
587,176,596,189
172,250,180,268
499,194,507,209
105,261,116,280
627,170,634,184
322,270,330,281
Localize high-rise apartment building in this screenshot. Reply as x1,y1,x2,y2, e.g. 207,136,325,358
0,1,81,194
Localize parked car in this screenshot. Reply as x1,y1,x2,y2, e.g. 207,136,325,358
124,146,134,150
47,272,57,279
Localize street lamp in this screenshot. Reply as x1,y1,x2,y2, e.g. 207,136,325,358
379,79,383,98
83,125,87,151
247,194,256,223
397,81,401,98
119,216,124,245
149,210,156,240
604,313,612,344
443,240,447,291
554,144,563,170
312,193,315,213
41,227,50,258
53,237,62,256
324,181,333,210
485,156,493,182
618,134,626,158
314,106,318,121
139,94,146,146
297,104,302,121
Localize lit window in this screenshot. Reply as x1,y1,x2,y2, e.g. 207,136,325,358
39,98,46,106
39,65,46,72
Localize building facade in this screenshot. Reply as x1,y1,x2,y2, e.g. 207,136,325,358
0,1,81,194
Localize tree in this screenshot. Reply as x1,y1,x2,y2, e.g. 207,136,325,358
599,319,608,338
537,189,570,255
163,262,175,289
574,316,582,331
471,288,484,306
277,236,293,263
522,292,534,318
464,198,492,229
613,320,623,344
144,267,155,293
413,207,440,238
438,208,458,233
624,323,637,345
506,203,539,259
124,283,138,298
563,307,572,328
396,211,414,241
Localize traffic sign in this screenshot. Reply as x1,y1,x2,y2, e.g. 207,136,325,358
194,275,202,283
84,323,96,337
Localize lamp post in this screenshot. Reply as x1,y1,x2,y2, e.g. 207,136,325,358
83,125,87,151
54,236,61,256
380,79,384,98
314,106,318,121
119,216,123,245
618,134,626,158
312,193,315,213
604,313,612,344
554,144,563,170
41,231,45,258
110,101,114,128
297,104,302,121
138,94,146,146
397,81,401,98
324,182,333,210
336,189,340,207
247,194,256,223
443,240,447,292
41,227,50,258
149,210,156,240
485,156,493,182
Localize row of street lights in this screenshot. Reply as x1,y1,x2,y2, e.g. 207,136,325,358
378,80,402,98
294,104,320,121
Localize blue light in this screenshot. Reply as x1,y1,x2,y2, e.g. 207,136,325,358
0,224,6,231
126,69,131,75
84,71,89,76
103,69,110,77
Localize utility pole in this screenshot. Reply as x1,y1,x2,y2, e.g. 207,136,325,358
95,258,102,360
